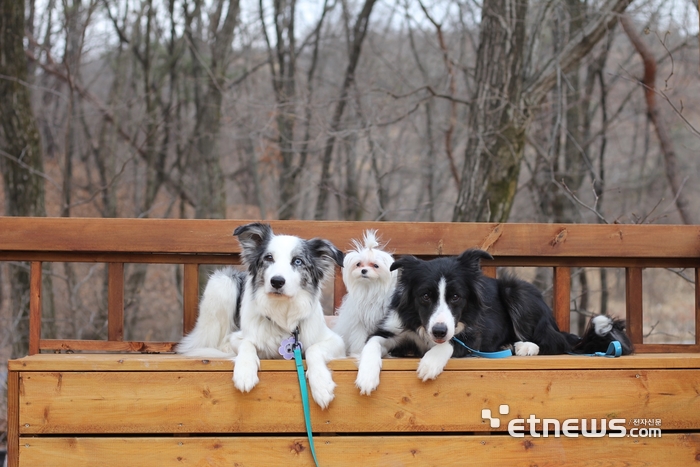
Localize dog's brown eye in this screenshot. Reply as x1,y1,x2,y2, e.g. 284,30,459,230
450,294,460,303
264,254,273,262
421,293,430,303
356,262,362,267
373,264,379,268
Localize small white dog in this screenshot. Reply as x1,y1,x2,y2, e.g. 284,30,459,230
177,222,346,409
333,230,397,355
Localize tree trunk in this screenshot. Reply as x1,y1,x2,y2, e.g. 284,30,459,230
0,0,47,357
314,0,377,220
621,15,697,225
452,0,528,222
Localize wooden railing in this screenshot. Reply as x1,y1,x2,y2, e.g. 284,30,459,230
1,217,699,354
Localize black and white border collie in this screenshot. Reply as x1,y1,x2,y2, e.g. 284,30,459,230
177,222,346,409
355,248,633,395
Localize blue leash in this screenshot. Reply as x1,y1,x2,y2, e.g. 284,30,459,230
569,340,623,357
451,337,513,358
290,332,321,467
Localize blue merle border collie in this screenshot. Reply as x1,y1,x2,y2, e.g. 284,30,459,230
355,248,633,395
177,222,346,409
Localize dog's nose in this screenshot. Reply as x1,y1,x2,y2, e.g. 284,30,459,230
270,276,286,290
361,268,368,274
432,323,448,339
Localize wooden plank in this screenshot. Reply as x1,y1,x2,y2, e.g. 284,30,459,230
183,263,199,335
553,267,571,332
28,261,42,356
481,265,497,278
626,267,644,345
10,353,700,372
696,268,699,346
7,370,19,467
333,265,345,312
38,339,176,353
1,217,699,258
18,369,700,434
17,434,700,467
107,263,124,342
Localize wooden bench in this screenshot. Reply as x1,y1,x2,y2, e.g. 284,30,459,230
4,217,700,466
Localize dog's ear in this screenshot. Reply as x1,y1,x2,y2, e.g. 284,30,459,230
390,255,421,272
457,249,493,272
307,238,345,268
233,223,273,251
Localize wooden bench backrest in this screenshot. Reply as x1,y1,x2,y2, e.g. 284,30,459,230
1,217,699,354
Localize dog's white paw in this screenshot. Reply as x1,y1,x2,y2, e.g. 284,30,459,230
514,341,540,356
416,344,452,381
355,363,381,396
307,366,336,409
233,359,259,393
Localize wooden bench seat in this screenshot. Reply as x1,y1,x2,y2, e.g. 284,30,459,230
3,217,700,466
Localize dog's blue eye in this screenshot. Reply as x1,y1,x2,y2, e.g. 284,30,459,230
293,258,303,266
264,254,273,262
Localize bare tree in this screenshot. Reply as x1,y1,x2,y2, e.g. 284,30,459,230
0,0,47,357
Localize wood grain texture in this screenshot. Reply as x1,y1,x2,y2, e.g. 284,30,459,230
10,353,700,372
28,261,42,356
18,368,700,434
626,267,644,345
7,370,20,467
183,263,199,335
17,434,700,467
2,217,699,257
553,266,571,332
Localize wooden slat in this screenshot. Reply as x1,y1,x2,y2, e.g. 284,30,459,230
18,368,700,434
696,268,699,345
481,265,497,278
626,267,644,345
108,263,124,342
7,370,19,467
1,217,699,258
10,353,700,372
38,339,176,353
28,261,42,356
17,434,700,467
553,266,571,332
333,265,345,312
183,263,199,335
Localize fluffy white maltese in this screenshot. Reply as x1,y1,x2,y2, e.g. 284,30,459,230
333,230,397,355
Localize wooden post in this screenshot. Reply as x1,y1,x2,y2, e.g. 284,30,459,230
696,268,700,346
553,267,571,332
625,267,644,345
7,370,19,467
333,265,346,313
108,263,125,342
481,266,497,279
183,264,200,335
29,261,42,355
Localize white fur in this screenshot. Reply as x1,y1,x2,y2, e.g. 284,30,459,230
417,341,454,381
178,227,345,409
333,230,397,355
355,335,386,395
514,341,540,356
592,315,613,335
426,278,457,343
176,267,239,357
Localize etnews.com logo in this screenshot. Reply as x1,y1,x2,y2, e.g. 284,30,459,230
482,404,662,438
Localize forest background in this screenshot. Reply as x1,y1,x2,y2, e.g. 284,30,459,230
1,0,699,451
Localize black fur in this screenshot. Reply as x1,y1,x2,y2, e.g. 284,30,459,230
375,248,632,357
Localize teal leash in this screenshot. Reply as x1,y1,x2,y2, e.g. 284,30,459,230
451,337,512,358
291,330,321,467
569,340,622,357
